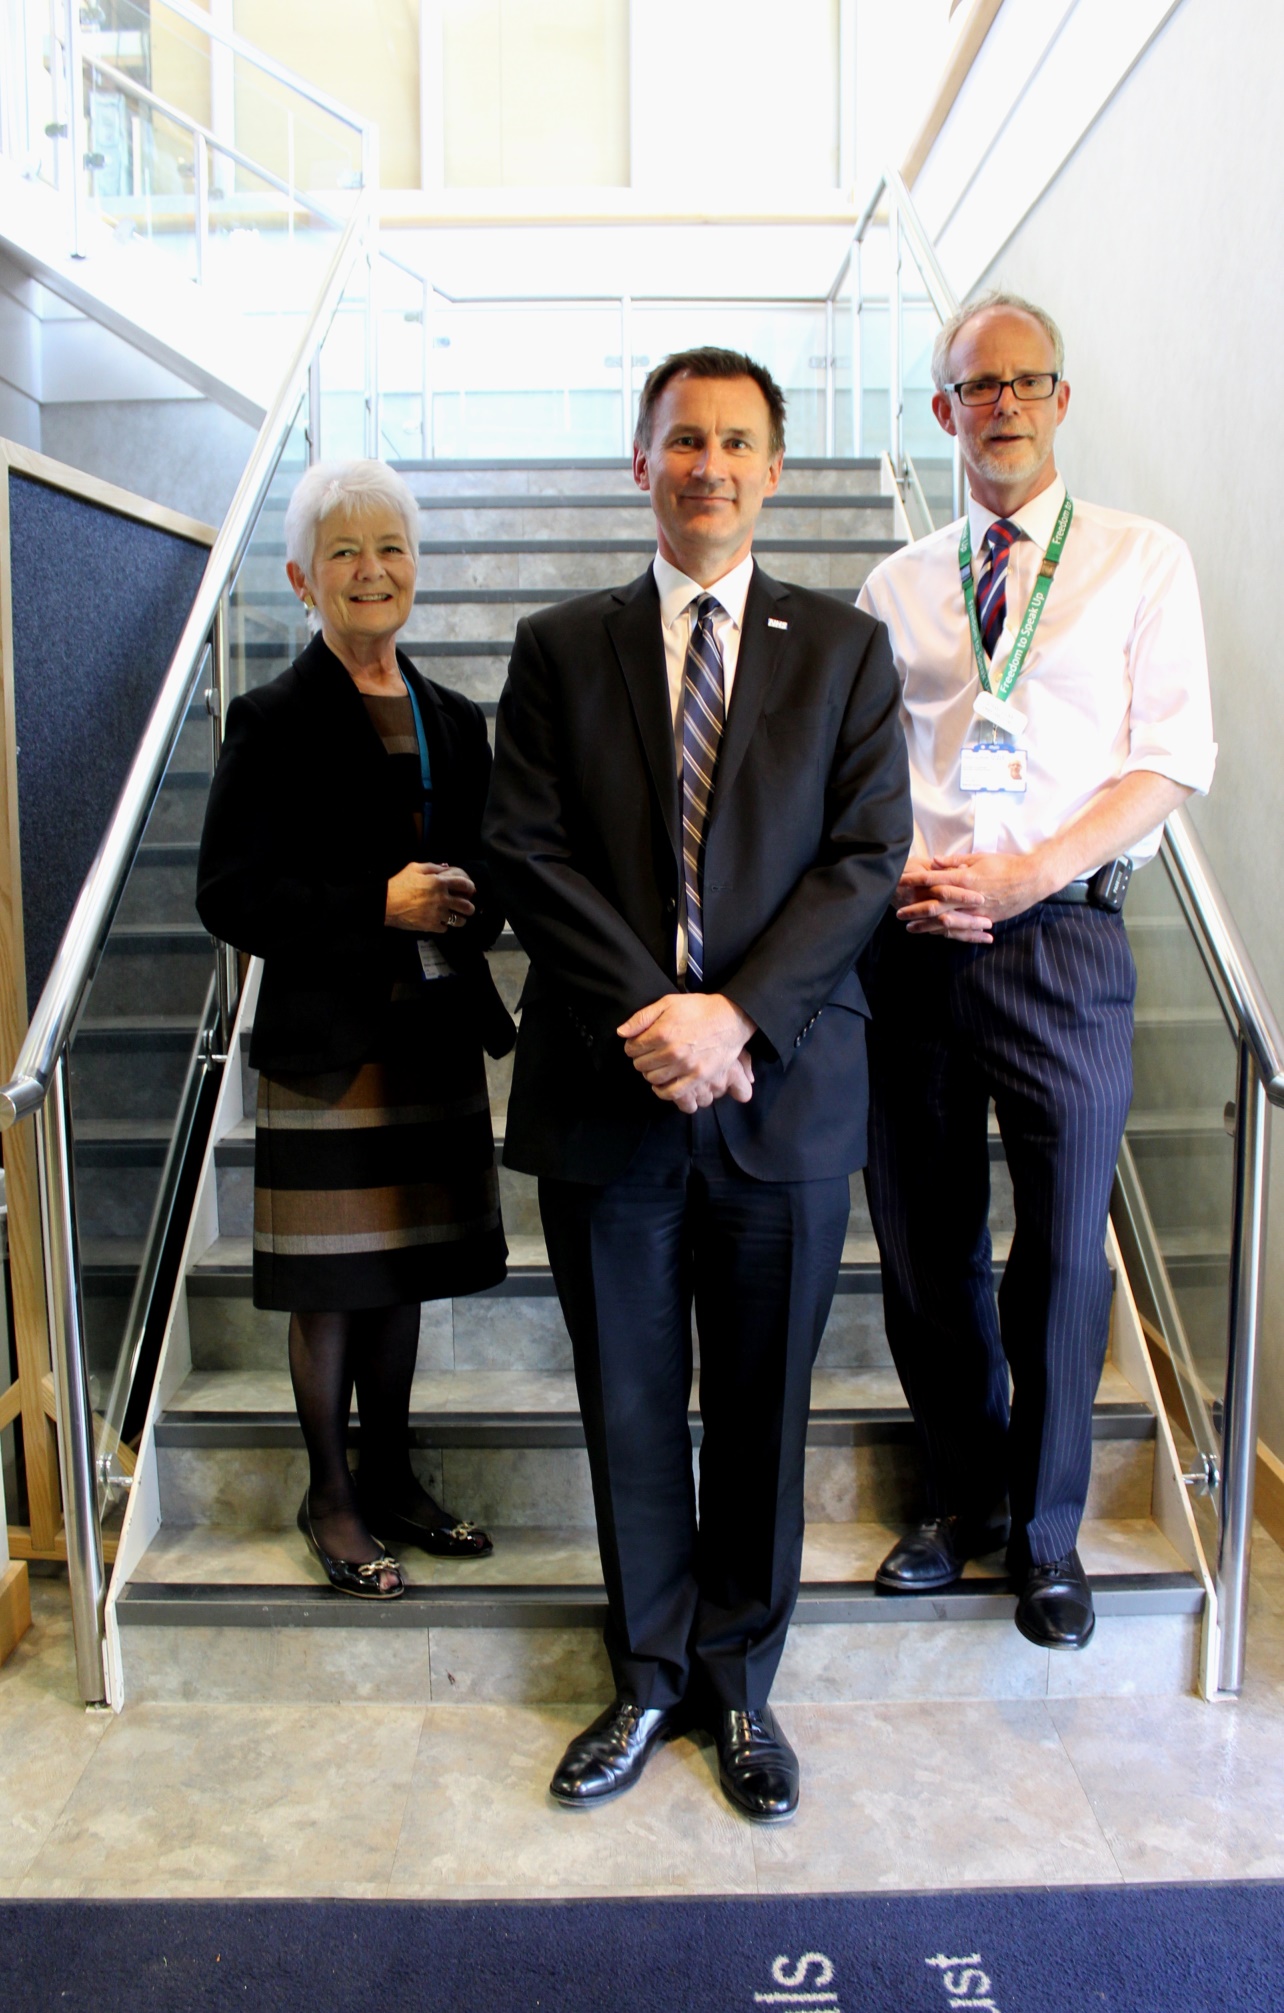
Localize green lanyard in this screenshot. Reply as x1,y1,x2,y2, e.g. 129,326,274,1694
959,492,1074,703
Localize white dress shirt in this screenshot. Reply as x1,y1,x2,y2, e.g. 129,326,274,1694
653,549,755,973
857,477,1217,869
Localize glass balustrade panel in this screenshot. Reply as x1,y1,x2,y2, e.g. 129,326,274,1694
628,303,831,456
68,644,224,1520
228,398,311,708
1123,855,1237,1461
412,302,626,461
64,0,359,315
3,0,63,192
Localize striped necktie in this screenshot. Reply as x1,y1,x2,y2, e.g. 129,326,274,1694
680,594,725,987
977,518,1020,658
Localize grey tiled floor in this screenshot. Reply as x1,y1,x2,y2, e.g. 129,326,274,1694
4,1541,1284,1900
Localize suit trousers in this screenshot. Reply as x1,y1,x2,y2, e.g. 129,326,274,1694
539,1106,850,1712
861,903,1136,1567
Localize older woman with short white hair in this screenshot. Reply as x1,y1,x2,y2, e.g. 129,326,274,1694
198,459,513,1599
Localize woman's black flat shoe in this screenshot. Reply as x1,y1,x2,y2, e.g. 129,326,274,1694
357,1486,493,1559
296,1495,405,1599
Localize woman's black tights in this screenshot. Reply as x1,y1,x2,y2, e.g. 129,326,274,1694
288,1303,429,1564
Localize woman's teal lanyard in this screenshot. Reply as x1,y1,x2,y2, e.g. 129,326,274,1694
958,493,1075,722
400,673,434,848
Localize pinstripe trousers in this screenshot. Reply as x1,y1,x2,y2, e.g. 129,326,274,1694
861,903,1136,1566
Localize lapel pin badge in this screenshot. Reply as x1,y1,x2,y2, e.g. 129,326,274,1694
767,617,788,630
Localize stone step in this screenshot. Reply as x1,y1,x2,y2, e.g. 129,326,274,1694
1125,1117,1233,1238
1127,912,1229,1013
149,1359,1156,1535
401,498,896,543
114,842,202,928
236,543,898,596
138,768,210,844
240,582,870,645
207,1124,1018,1246
114,1513,1202,1706
180,1221,1001,1376
1130,1005,1234,1111
385,457,888,500
70,1017,198,1122
82,920,215,1020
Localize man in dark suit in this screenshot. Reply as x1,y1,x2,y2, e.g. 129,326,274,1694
485,347,911,1821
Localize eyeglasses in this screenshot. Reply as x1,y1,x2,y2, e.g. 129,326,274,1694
951,373,1061,407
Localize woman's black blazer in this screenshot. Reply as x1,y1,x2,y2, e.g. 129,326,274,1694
196,633,515,1073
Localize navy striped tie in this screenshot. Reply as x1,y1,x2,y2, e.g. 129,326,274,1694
680,594,725,987
978,518,1020,658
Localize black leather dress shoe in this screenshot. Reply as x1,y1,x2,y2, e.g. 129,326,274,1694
875,1507,1011,1592
549,1699,680,1808
715,1707,799,1823
1014,1548,1095,1650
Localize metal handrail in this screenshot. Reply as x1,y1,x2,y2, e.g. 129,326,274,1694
86,57,347,232
0,193,373,1132
1162,808,1284,1105
134,0,372,143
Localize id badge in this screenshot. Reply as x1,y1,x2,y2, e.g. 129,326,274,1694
973,690,1026,738
960,740,1028,794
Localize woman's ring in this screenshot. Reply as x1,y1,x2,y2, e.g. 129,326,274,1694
446,912,464,928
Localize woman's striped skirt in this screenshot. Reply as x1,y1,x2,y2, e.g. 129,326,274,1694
252,984,506,1312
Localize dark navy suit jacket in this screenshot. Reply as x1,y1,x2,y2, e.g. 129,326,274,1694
484,562,912,1184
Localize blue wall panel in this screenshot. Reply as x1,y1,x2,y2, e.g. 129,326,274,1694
7,472,209,1015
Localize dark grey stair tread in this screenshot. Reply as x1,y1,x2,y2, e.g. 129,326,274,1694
150,1401,1156,1452
410,493,894,512
184,1230,1009,1297
1159,1228,1232,1261
118,1511,1196,1627
76,1016,200,1050
137,841,200,863
387,457,883,472
156,1354,1150,1447
115,1572,1201,1629
244,586,866,609
1126,1108,1229,1138
1133,1003,1228,1027
416,538,900,556
155,770,208,790
102,923,212,950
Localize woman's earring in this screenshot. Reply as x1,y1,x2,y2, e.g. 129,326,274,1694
302,595,315,610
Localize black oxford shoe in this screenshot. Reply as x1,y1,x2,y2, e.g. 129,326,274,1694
549,1698,680,1808
875,1507,1011,1593
1014,1548,1095,1650
715,1707,799,1824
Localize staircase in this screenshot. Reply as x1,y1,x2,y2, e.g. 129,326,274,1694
69,700,214,1420
105,458,1210,1706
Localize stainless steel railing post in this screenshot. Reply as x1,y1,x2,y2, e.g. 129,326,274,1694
308,354,322,464
193,128,208,286
364,222,380,458
63,0,85,260
209,596,238,1054
421,273,434,461
619,295,634,458
888,196,903,474
824,297,836,458
1216,1040,1271,1693
36,1055,106,1706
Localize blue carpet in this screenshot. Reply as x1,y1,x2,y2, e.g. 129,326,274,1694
2,1885,1282,2011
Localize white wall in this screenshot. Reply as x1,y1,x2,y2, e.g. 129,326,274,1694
965,0,1284,1453
39,400,256,527
0,250,40,450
